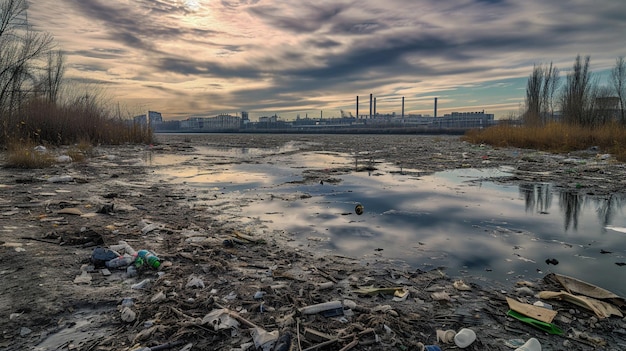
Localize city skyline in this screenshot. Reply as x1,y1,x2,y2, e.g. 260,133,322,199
28,0,625,120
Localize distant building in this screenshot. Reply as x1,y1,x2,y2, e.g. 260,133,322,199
180,114,241,131
133,111,163,128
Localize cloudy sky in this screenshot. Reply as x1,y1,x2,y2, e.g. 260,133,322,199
28,0,625,120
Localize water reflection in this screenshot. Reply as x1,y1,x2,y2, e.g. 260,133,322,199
519,183,626,231
147,146,626,296
519,183,552,214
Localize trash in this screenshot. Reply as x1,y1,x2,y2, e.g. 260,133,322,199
101,268,111,276
316,281,334,290
131,279,151,290
392,288,410,302
120,306,136,322
56,155,72,163
538,290,623,319
202,309,240,331
224,291,237,301
135,249,161,269
150,291,166,303
514,337,541,351
532,301,552,310
545,258,559,265
126,265,138,277
57,207,83,215
547,273,625,304
186,276,205,289
141,222,163,235
109,240,137,256
20,327,32,337
272,331,292,351
355,204,364,215
254,291,266,299
298,300,344,317
353,286,405,296
91,247,120,267
73,270,92,284
424,346,442,351
96,203,114,214
453,280,471,291
436,329,456,343
251,327,279,351
47,175,73,183
506,310,564,335
431,291,451,301
106,254,135,269
506,297,557,323
454,328,476,348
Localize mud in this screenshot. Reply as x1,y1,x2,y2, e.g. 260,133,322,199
1,134,625,351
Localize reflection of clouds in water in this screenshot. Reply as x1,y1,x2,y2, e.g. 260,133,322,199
164,146,626,295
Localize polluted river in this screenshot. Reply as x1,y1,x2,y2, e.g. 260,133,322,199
149,134,626,297
2,133,626,351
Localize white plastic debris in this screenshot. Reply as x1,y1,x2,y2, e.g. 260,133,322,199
47,175,73,183
186,276,205,289
56,155,72,163
251,327,279,351
202,309,240,331
120,306,136,322
131,278,151,290
150,291,166,303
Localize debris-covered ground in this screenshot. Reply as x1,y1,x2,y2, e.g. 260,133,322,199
1,134,626,351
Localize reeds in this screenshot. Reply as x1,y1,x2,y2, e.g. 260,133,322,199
462,122,626,161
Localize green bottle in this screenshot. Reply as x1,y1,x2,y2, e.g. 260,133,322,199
136,249,161,269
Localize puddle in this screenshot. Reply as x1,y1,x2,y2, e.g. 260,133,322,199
149,147,626,296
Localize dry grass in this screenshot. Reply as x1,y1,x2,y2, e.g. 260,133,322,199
5,142,56,169
462,122,626,161
1,96,153,147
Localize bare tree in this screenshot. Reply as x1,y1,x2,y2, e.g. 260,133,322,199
39,50,64,103
524,62,560,126
524,64,543,126
561,55,594,126
0,0,54,115
541,62,559,123
610,56,626,124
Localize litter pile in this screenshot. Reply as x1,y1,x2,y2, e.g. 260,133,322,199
3,135,626,351
82,223,626,351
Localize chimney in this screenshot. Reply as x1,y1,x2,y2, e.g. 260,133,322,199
356,96,359,119
402,96,405,121
434,97,438,118
374,97,377,116
369,93,373,119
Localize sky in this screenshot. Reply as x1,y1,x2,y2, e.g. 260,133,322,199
27,0,626,121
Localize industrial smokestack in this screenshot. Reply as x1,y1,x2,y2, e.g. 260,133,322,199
374,97,377,116
434,97,438,118
369,93,373,119
356,96,359,119
402,96,405,121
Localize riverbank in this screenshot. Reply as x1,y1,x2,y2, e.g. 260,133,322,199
1,134,625,350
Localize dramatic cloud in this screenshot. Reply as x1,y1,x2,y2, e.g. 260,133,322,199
28,0,626,119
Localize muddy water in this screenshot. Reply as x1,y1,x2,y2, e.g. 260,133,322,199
148,138,626,296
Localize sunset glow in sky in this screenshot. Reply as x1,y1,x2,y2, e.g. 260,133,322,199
28,0,626,120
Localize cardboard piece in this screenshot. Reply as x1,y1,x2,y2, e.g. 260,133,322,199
506,297,557,323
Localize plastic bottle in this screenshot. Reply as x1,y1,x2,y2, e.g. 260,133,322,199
135,249,161,269
105,254,135,268
514,338,541,351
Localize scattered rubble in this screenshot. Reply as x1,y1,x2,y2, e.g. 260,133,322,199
1,134,626,350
